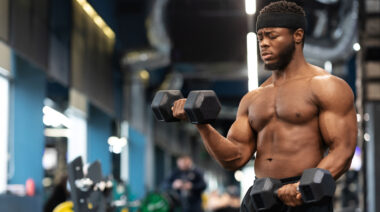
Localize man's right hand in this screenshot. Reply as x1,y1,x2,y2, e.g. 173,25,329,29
277,182,302,207
171,99,188,121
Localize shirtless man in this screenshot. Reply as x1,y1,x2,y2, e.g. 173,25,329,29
172,1,357,211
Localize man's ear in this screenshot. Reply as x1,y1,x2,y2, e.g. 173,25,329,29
293,28,304,44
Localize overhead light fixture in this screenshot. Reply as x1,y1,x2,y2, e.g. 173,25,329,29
324,61,332,73
139,70,150,81
108,136,127,154
75,0,115,40
247,32,258,91
83,3,96,18
353,43,361,51
245,0,256,15
94,16,105,28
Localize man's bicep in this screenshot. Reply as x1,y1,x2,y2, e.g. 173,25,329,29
318,92,357,148
228,92,256,143
225,115,257,168
318,106,357,178
319,107,357,148
313,76,357,178
227,115,256,148
315,75,357,146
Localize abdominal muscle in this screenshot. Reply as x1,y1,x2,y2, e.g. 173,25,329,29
253,121,325,179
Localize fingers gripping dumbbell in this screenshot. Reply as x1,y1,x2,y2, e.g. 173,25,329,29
151,90,222,124
250,168,336,211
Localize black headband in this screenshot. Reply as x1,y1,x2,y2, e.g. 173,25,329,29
256,13,306,32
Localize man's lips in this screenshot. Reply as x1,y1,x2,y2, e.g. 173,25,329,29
261,52,273,60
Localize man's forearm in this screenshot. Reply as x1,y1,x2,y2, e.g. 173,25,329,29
316,150,354,180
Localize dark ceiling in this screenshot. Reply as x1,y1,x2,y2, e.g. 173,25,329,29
105,0,360,110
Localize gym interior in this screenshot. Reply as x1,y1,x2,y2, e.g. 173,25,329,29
0,0,379,211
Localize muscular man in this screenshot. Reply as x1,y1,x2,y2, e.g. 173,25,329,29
172,1,357,211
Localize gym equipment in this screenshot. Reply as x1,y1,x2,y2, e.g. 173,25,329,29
53,201,74,212
151,90,184,122
184,90,221,124
250,178,282,211
151,90,221,124
140,192,171,212
67,157,113,212
250,168,336,211
298,168,336,203
140,190,181,212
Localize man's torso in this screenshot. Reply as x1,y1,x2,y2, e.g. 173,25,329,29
249,70,328,179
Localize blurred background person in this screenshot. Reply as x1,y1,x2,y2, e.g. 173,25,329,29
162,155,206,212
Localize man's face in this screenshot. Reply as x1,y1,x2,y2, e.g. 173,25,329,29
257,28,296,71
177,157,192,171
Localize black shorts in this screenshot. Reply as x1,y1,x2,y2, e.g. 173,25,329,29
240,176,334,212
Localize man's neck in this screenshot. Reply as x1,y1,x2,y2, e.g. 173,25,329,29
271,50,309,84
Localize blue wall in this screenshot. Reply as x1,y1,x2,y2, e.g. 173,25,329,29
128,127,146,201
87,105,112,176
9,53,46,196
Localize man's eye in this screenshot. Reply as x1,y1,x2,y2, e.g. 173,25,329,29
269,35,278,39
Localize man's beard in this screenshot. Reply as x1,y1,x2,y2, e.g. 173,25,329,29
264,40,295,71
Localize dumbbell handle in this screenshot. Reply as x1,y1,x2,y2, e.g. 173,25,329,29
274,168,335,204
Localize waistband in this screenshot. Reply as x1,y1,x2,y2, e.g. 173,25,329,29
279,175,301,184
255,175,301,185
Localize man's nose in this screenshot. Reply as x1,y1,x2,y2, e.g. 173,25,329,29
259,38,269,48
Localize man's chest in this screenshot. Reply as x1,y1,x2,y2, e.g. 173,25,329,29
249,83,319,131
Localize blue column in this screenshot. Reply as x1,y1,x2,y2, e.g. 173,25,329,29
9,53,46,196
128,127,146,201
87,105,112,176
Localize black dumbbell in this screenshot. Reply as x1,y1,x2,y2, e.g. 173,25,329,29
250,177,282,211
298,168,336,203
250,168,336,211
151,90,184,122
151,90,221,124
184,90,221,124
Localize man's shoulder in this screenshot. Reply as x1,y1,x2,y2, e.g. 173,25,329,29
309,69,354,108
310,73,350,92
240,87,266,106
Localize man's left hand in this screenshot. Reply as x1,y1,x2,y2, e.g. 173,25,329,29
276,182,302,207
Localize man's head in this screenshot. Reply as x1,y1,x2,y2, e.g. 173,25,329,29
177,155,193,171
256,1,306,71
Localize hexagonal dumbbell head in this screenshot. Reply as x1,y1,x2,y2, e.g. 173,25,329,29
183,90,221,124
298,168,336,203
250,178,282,211
151,90,183,122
